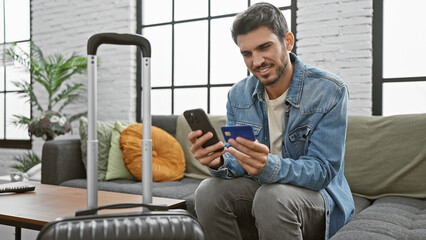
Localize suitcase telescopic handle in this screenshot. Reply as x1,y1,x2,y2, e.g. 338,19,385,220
86,32,153,210
87,33,151,57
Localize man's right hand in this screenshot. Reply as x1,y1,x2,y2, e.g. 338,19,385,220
188,130,227,169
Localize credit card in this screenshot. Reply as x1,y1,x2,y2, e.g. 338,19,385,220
221,125,255,142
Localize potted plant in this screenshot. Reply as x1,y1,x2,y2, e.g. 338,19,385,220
6,42,87,175
9,151,42,182
6,42,87,140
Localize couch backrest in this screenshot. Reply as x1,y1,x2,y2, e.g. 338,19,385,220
80,113,426,199
174,115,227,180
344,113,426,199
152,115,179,137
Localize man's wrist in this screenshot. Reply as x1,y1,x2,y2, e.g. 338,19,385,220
210,156,224,170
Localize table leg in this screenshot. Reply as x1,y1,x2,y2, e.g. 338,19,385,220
15,227,21,240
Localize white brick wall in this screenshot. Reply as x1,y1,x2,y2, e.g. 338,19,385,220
0,0,137,165
31,0,137,120
30,0,138,155
296,0,373,115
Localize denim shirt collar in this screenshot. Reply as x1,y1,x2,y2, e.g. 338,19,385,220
252,52,303,108
252,79,264,102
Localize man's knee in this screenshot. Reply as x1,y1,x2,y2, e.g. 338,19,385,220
195,178,223,207
252,184,325,238
196,177,259,202
253,184,289,217
195,177,261,214
195,178,236,215
252,184,314,219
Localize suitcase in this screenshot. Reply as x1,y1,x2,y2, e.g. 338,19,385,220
37,203,205,240
37,33,205,240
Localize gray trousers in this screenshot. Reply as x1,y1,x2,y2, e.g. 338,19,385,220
194,177,325,240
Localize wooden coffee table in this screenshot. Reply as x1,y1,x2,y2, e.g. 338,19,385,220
0,183,186,239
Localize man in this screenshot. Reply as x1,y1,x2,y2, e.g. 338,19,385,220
188,3,354,240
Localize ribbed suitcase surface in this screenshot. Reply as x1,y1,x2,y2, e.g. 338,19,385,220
37,210,204,240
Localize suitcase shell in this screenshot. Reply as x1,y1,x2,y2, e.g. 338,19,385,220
37,209,204,240
37,33,204,240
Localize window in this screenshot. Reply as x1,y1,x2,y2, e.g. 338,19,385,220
0,0,31,148
373,0,426,116
137,0,296,119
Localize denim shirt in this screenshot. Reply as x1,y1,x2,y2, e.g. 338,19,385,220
209,52,354,239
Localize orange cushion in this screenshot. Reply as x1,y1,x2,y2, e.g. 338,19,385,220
119,123,185,182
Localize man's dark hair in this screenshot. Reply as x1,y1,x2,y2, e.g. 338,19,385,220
231,2,289,44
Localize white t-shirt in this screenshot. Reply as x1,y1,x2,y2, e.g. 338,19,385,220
264,89,288,157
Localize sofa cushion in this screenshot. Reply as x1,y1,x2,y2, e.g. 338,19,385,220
105,120,136,181
120,123,185,182
175,115,227,179
331,196,426,239
80,116,178,181
353,195,372,216
79,117,115,181
60,177,203,217
345,113,426,199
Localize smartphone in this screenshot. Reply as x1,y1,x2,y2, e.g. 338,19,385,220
183,108,224,152
221,125,256,142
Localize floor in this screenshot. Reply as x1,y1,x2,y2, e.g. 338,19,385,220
0,225,38,240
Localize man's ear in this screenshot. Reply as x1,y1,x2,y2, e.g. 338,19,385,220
285,32,294,51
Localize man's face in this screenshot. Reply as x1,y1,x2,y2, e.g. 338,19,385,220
237,26,292,86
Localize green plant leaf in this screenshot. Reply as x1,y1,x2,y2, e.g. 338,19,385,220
10,115,32,129
11,151,41,173
53,83,84,110
12,80,44,113
68,111,88,124
4,41,88,138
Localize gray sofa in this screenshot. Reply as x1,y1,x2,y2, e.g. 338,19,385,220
41,114,426,239
41,115,205,216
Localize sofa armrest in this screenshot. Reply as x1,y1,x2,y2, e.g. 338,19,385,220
41,138,86,185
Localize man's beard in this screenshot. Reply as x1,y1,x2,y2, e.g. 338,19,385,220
258,60,288,87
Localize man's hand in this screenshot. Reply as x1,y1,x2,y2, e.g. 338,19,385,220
227,137,269,176
188,130,227,169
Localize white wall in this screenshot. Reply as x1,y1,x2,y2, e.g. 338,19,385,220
0,1,373,174
31,0,137,121
297,0,373,115
0,0,137,176
31,0,138,156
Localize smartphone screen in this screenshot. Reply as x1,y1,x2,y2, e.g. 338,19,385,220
183,108,224,152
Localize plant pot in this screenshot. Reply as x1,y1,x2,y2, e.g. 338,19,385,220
28,111,71,140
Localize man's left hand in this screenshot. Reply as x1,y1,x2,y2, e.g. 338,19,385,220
227,137,269,176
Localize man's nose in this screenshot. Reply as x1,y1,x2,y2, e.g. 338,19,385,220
252,53,265,67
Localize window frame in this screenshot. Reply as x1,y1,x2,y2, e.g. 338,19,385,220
372,0,426,115
0,0,32,149
136,0,297,120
